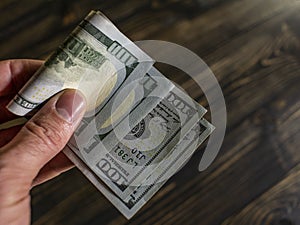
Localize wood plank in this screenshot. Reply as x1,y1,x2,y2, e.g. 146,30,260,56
222,164,300,225
138,0,300,51
168,8,300,128
27,0,300,224
0,0,298,224
0,0,52,31
0,0,151,59
1,0,295,59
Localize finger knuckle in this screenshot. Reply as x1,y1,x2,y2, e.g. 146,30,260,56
23,119,66,153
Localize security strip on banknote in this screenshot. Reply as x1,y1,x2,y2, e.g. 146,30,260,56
5,10,215,219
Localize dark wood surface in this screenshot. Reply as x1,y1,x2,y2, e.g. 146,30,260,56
0,0,299,224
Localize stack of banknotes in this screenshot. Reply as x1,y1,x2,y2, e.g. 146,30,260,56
7,11,214,219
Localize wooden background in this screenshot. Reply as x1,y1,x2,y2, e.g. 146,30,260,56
0,0,299,224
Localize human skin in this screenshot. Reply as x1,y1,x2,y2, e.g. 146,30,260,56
0,59,86,225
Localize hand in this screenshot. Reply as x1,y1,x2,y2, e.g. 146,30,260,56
0,59,86,224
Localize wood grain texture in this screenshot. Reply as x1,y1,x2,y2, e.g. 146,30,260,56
0,0,299,224
222,164,300,225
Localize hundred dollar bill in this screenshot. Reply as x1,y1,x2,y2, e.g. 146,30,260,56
64,118,214,219
111,88,208,199
68,84,207,200
121,104,212,197
124,119,215,201
72,67,174,148
6,10,153,116
67,67,175,168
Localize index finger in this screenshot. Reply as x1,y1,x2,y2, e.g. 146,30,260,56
0,59,43,123
0,59,43,96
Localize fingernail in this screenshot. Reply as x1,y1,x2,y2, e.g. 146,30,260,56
55,90,86,123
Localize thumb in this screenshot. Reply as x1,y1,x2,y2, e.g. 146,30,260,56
2,89,86,178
